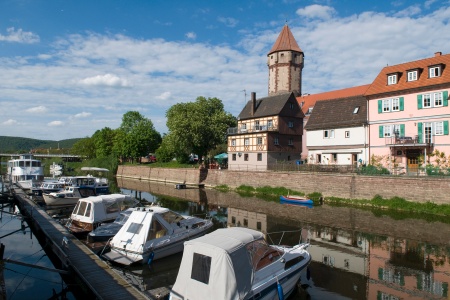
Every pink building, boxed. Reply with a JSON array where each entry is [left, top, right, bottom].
[[366, 52, 450, 175]]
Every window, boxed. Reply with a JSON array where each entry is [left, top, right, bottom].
[[387, 74, 397, 85], [435, 122, 444, 135], [288, 138, 293, 145], [324, 129, 334, 138], [241, 123, 247, 132], [244, 138, 249, 146], [353, 106, 360, 114], [332, 153, 337, 163], [345, 131, 350, 138], [418, 91, 448, 109], [244, 154, 249, 161], [379, 98, 403, 113], [127, 223, 143, 234], [257, 137, 262, 145], [231, 139, 236, 146], [383, 99, 390, 112], [267, 120, 273, 128], [257, 153, 262, 161], [429, 66, 441, 78], [254, 120, 260, 130], [232, 153, 236, 161], [191, 253, 211, 284], [392, 98, 400, 111], [434, 92, 443, 106], [289, 103, 294, 109], [257, 222, 261, 230], [288, 121, 294, 128], [274, 137, 279, 145], [380, 124, 401, 137], [423, 94, 431, 108], [383, 125, 392, 137], [408, 70, 418, 81], [307, 107, 313, 114]]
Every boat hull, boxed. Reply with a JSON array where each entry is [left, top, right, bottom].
[[42, 194, 79, 206], [280, 195, 313, 206]]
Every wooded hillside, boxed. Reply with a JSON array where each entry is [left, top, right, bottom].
[[0, 136, 81, 152]]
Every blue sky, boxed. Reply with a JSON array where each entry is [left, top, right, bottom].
[[1, 0, 449, 141]]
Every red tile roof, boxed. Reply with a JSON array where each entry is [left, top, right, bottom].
[[268, 25, 303, 55], [365, 52, 450, 97], [297, 84, 371, 114]]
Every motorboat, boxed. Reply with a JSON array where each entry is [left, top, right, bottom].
[[280, 195, 314, 206], [65, 194, 139, 235], [42, 186, 97, 206], [87, 208, 133, 243], [102, 206, 213, 265], [7, 154, 44, 188], [169, 227, 311, 300], [34, 181, 66, 196]]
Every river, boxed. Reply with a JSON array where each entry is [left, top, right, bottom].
[[1, 178, 450, 299]]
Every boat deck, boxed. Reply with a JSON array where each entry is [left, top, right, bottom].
[[12, 187, 148, 300]]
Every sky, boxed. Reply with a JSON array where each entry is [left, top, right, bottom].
[[1, 0, 450, 141]]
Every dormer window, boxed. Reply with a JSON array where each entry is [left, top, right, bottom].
[[289, 103, 294, 109], [307, 107, 313, 114], [429, 65, 441, 78], [387, 74, 397, 85], [407, 70, 418, 81]]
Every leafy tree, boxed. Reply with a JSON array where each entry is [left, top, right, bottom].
[[92, 127, 115, 158], [165, 96, 236, 163], [71, 137, 96, 159], [119, 111, 162, 162]]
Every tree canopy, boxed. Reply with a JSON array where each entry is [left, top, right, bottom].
[[164, 96, 236, 162]]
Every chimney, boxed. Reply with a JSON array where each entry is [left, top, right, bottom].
[[435, 51, 442, 57], [251, 92, 256, 116]]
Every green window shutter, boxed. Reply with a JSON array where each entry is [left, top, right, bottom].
[[417, 95, 423, 109], [418, 122, 423, 143], [378, 268, 383, 280], [399, 97, 404, 111], [400, 124, 405, 136], [378, 100, 382, 113], [379, 125, 384, 138], [444, 120, 449, 135], [444, 91, 448, 107]]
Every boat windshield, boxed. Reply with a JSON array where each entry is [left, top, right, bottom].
[[246, 239, 282, 271], [160, 211, 185, 224]]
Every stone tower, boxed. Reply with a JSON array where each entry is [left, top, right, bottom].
[[267, 24, 304, 96]]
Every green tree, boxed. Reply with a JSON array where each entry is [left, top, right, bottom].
[[92, 127, 115, 158], [165, 96, 236, 162], [71, 137, 96, 159], [119, 111, 162, 163]]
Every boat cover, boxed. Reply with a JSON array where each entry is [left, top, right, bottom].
[[171, 227, 263, 300]]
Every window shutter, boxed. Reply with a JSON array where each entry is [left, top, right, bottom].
[[379, 126, 384, 138], [444, 91, 448, 107], [417, 95, 422, 109], [378, 100, 382, 113], [418, 122, 423, 143], [444, 120, 449, 135], [400, 124, 405, 136], [399, 97, 404, 111]]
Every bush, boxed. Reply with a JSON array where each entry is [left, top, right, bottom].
[[359, 164, 390, 175]]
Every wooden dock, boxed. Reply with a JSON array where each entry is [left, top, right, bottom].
[[12, 187, 150, 300]]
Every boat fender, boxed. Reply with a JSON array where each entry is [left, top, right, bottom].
[[147, 252, 155, 265], [277, 278, 284, 300]]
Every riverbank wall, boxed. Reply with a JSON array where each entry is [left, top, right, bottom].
[[116, 165, 450, 204]]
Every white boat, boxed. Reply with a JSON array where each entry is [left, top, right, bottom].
[[7, 154, 44, 188], [65, 194, 139, 235], [102, 207, 213, 265], [169, 227, 311, 300], [87, 208, 134, 243], [34, 181, 66, 196], [42, 186, 97, 206]]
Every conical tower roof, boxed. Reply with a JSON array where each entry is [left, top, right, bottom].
[[268, 24, 303, 55]]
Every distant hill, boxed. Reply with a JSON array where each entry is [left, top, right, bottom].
[[0, 136, 82, 153]]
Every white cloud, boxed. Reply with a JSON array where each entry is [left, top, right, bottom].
[[156, 92, 171, 100], [48, 121, 64, 127], [74, 112, 92, 118], [0, 27, 40, 44], [218, 17, 239, 27], [424, 0, 438, 9], [79, 73, 129, 87], [394, 5, 422, 17], [26, 106, 47, 113], [185, 32, 197, 40], [296, 5, 337, 20], [3, 119, 18, 125]]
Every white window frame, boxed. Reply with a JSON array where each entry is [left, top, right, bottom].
[[267, 120, 273, 128], [422, 92, 443, 108], [423, 94, 431, 108], [429, 66, 441, 78], [345, 131, 350, 138], [383, 99, 391, 112], [324, 129, 335, 139], [257, 137, 262, 145], [231, 139, 236, 146], [392, 98, 400, 111], [435, 121, 444, 135], [307, 107, 313, 114], [387, 74, 397, 85], [434, 92, 443, 107], [407, 70, 418, 81], [383, 125, 392, 137], [353, 106, 359, 114], [244, 138, 249, 146]]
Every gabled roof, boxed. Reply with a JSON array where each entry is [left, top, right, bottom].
[[365, 52, 450, 97], [297, 84, 370, 115], [304, 96, 367, 130], [238, 92, 301, 120], [268, 24, 303, 55]]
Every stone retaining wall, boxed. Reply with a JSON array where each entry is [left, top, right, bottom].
[[117, 165, 450, 204]]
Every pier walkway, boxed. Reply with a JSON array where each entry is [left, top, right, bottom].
[[12, 187, 148, 300]]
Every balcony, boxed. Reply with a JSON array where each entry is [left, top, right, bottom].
[[227, 125, 278, 135], [385, 135, 433, 147]]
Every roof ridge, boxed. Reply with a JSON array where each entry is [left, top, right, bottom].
[[268, 24, 303, 55]]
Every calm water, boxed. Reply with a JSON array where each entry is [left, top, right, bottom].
[[2, 178, 450, 300]]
